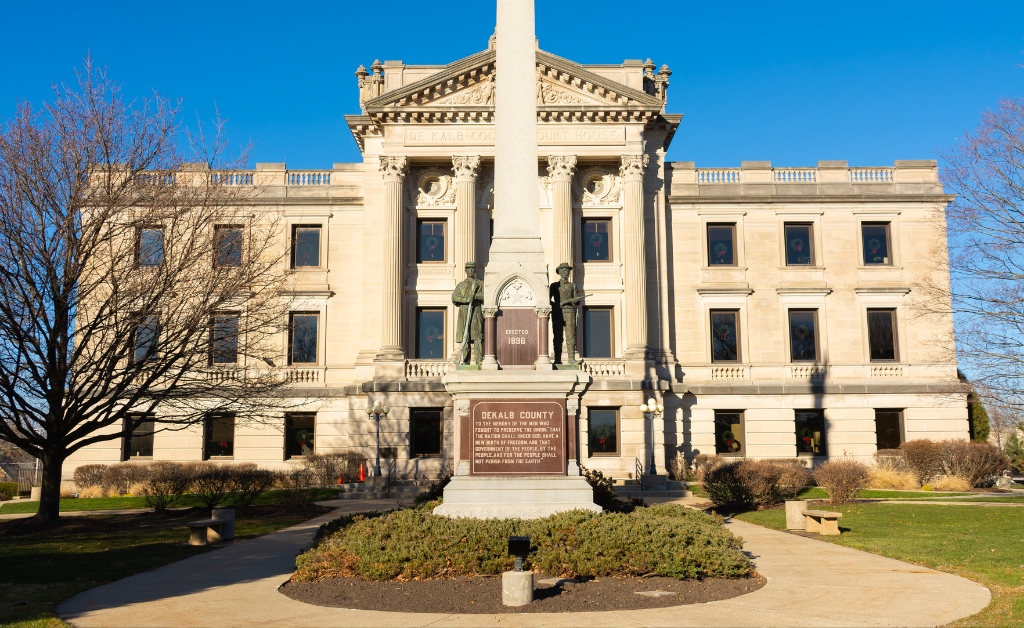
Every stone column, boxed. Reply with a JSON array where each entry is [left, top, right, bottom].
[[452, 156, 481, 272], [481, 307, 498, 370], [535, 307, 551, 369], [566, 397, 581, 476], [620, 154, 650, 362], [377, 156, 408, 366], [455, 399, 470, 476], [547, 155, 577, 270]]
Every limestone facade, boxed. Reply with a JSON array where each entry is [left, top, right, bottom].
[[64, 44, 966, 481]]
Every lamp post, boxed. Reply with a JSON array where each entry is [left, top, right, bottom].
[[365, 400, 390, 477], [639, 397, 664, 476]]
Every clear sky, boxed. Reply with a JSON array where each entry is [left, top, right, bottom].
[[1, 0, 1022, 169]]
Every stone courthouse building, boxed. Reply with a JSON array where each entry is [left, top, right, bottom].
[[65, 35, 968, 481]]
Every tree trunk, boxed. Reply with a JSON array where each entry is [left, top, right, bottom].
[[35, 449, 65, 521]]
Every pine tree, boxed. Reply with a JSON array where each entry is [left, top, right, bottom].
[[1006, 433, 1024, 472], [968, 396, 991, 442]]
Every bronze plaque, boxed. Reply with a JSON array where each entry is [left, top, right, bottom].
[[495, 308, 538, 368], [470, 399, 566, 476]]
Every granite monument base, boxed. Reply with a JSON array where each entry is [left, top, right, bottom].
[[433, 476, 601, 519]]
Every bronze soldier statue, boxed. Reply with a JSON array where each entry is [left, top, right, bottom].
[[556, 262, 581, 366], [452, 261, 484, 366]]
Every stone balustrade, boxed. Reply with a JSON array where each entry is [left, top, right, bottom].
[[789, 365, 827, 380], [579, 359, 626, 377], [210, 172, 253, 186], [406, 360, 452, 379], [870, 365, 904, 378], [287, 368, 322, 384], [675, 160, 937, 194], [286, 171, 331, 186], [712, 365, 747, 380]]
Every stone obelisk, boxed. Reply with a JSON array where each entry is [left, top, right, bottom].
[[481, 0, 548, 314]]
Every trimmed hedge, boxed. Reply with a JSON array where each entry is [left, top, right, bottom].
[[0, 481, 18, 500], [293, 502, 751, 583]]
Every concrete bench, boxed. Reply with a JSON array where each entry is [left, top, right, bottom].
[[802, 509, 842, 535], [185, 508, 236, 546]]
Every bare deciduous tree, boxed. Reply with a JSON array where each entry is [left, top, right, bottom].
[[920, 98, 1024, 414], [0, 61, 295, 520]]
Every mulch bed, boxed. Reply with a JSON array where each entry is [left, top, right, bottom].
[[280, 573, 765, 614]]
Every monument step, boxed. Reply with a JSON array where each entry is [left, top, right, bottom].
[[613, 488, 691, 498], [336, 486, 427, 500]]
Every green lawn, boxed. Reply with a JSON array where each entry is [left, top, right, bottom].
[[0, 488, 340, 515], [0, 502, 332, 627], [734, 503, 1024, 626]]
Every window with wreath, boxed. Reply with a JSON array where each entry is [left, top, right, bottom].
[[784, 223, 814, 265], [715, 410, 745, 455], [417, 220, 446, 263], [707, 224, 736, 266], [285, 413, 315, 459], [588, 408, 619, 456], [416, 308, 446, 359], [861, 222, 891, 265], [204, 413, 235, 459], [581, 219, 611, 262], [788, 310, 819, 362], [710, 310, 739, 362], [795, 409, 827, 455]]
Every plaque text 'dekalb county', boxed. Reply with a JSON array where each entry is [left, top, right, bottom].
[[470, 399, 566, 475]]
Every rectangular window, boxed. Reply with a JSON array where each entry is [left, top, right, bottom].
[[138, 228, 164, 267], [204, 414, 235, 458], [124, 415, 155, 459], [289, 313, 318, 364], [417, 220, 446, 263], [133, 315, 159, 363], [710, 310, 739, 362], [588, 408, 619, 456], [416, 309, 446, 359], [210, 313, 239, 365], [788, 310, 819, 362], [875, 409, 904, 450], [285, 413, 315, 459], [867, 309, 897, 361], [582, 219, 612, 262], [795, 409, 827, 456], [784, 223, 814, 266], [862, 223, 891, 265], [214, 226, 243, 267], [707, 224, 736, 266], [715, 411, 745, 455], [583, 307, 613, 358], [410, 409, 443, 457], [292, 225, 321, 268]]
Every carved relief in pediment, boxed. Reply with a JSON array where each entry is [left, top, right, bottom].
[[407, 168, 457, 206], [432, 73, 495, 106], [573, 167, 622, 206]]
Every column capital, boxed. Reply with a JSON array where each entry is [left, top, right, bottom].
[[535, 307, 551, 317], [452, 155, 482, 182], [619, 154, 650, 181], [482, 307, 498, 318], [379, 155, 408, 182], [546, 155, 578, 182]]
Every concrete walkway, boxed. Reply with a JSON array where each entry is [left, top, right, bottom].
[[59, 499, 991, 628]]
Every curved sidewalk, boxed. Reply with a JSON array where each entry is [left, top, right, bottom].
[[59, 500, 990, 627]]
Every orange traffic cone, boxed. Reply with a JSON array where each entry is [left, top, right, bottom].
[[337, 475, 344, 486], [359, 463, 366, 482]]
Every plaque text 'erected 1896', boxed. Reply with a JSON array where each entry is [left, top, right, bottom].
[[470, 400, 565, 476]]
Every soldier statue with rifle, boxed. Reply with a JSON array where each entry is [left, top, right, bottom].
[[555, 262, 583, 366], [451, 261, 484, 366]]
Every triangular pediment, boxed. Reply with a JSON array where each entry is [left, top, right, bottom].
[[363, 49, 665, 111]]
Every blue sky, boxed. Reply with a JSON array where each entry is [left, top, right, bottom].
[[2, 1, 1022, 168]]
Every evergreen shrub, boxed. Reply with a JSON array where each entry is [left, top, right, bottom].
[[293, 502, 751, 583]]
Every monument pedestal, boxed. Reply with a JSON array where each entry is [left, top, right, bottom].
[[435, 369, 599, 519], [433, 476, 600, 519]]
